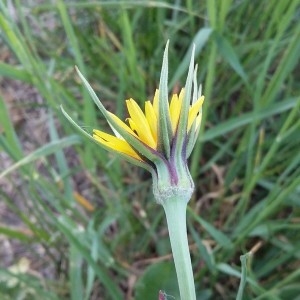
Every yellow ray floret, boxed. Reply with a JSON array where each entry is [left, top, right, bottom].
[[145, 101, 158, 141], [152, 89, 159, 117], [92, 89, 204, 159], [108, 112, 138, 138], [169, 93, 182, 133], [187, 96, 204, 132], [126, 99, 157, 149], [93, 130, 141, 160]]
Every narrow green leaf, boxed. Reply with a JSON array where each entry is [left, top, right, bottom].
[[201, 97, 298, 142], [0, 62, 32, 83], [57, 217, 123, 300], [170, 27, 212, 87], [70, 246, 84, 300], [216, 33, 248, 84], [0, 135, 81, 179], [0, 226, 33, 243], [0, 94, 23, 159], [188, 220, 216, 273], [188, 207, 233, 249]]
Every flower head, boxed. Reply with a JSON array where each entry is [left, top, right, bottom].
[[62, 41, 204, 205], [92, 88, 203, 161]]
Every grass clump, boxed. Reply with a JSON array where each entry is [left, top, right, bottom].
[[0, 1, 300, 299]]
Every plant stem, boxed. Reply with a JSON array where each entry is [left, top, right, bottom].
[[163, 196, 196, 300]]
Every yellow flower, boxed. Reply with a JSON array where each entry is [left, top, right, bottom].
[[92, 89, 204, 162], [61, 41, 204, 204]]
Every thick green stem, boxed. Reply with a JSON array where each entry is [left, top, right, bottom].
[[163, 197, 196, 300]]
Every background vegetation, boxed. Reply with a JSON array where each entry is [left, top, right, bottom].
[[0, 0, 300, 299]]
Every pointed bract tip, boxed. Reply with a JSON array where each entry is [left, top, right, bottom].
[[194, 64, 198, 75], [198, 84, 202, 97], [163, 40, 170, 57], [75, 65, 83, 77], [191, 43, 195, 61]]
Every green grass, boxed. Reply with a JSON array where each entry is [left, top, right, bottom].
[[0, 0, 300, 299]]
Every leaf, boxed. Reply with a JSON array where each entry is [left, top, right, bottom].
[[170, 27, 213, 87], [188, 207, 233, 249], [135, 261, 179, 300], [0, 135, 81, 179], [201, 97, 298, 142], [215, 33, 248, 84]]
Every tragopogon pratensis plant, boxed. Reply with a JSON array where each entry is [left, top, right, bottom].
[[62, 41, 204, 300]]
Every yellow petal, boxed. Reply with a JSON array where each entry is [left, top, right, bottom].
[[179, 88, 185, 101], [169, 93, 182, 133], [108, 112, 138, 138], [187, 96, 204, 132], [152, 89, 159, 118], [126, 99, 157, 149], [127, 117, 157, 149], [127, 118, 137, 133], [145, 101, 158, 143], [93, 130, 142, 160]]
